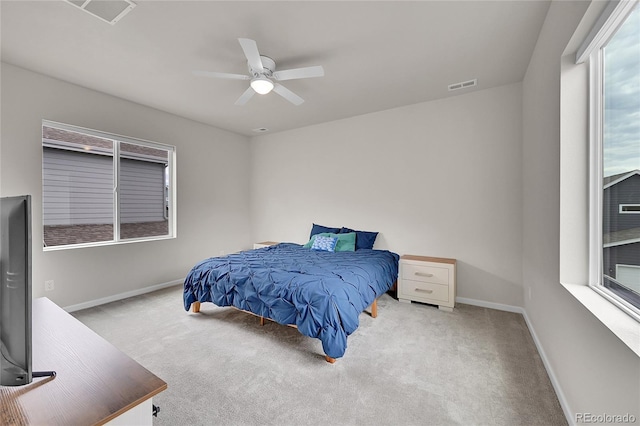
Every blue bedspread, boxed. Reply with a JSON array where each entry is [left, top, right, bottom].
[[183, 243, 399, 359]]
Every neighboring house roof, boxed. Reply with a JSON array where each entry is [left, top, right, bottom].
[[604, 169, 640, 189], [604, 226, 640, 247]]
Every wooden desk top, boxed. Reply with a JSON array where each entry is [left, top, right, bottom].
[[0, 297, 167, 425]]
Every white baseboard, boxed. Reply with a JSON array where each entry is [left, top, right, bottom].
[[63, 279, 182, 312], [456, 296, 573, 426], [521, 310, 574, 426], [455, 296, 524, 314]]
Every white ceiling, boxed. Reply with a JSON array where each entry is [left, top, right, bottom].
[[1, 1, 551, 136]]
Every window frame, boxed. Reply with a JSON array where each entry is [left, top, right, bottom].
[[42, 120, 177, 251], [583, 0, 640, 320]]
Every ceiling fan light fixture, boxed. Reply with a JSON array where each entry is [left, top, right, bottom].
[[251, 77, 274, 95]]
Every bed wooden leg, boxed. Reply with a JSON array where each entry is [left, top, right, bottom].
[[260, 316, 265, 326], [325, 355, 336, 364], [191, 302, 201, 313], [371, 299, 378, 318]]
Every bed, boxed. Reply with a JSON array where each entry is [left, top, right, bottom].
[[183, 241, 399, 362]]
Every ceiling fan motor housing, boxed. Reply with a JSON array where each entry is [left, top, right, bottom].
[[249, 56, 276, 78]]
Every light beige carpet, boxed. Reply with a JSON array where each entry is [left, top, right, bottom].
[[72, 285, 566, 426]]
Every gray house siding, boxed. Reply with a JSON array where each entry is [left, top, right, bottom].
[[43, 147, 113, 225], [603, 173, 640, 234], [120, 158, 165, 224], [602, 171, 639, 297], [43, 148, 166, 226], [604, 244, 640, 279]]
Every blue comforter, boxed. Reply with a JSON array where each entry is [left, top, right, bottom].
[[183, 243, 399, 359]]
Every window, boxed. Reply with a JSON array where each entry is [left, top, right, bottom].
[[580, 1, 640, 317], [620, 204, 640, 213], [42, 121, 176, 249]]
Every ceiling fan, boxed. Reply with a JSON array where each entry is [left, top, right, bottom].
[[193, 38, 325, 106]]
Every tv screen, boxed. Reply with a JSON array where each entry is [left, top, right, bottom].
[[0, 195, 32, 386]]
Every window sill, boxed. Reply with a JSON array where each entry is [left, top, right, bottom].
[[43, 234, 175, 252], [561, 282, 640, 357]]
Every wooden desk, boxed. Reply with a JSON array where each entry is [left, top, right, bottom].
[[0, 297, 167, 425]]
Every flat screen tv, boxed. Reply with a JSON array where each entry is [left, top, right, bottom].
[[0, 195, 32, 386]]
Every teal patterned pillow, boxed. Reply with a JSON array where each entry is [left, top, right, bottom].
[[304, 232, 356, 252], [311, 235, 338, 252]]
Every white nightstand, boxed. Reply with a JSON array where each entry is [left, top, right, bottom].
[[253, 241, 279, 249], [398, 255, 457, 312]]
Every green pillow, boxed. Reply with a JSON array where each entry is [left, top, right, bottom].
[[334, 232, 356, 252], [304, 232, 356, 252]]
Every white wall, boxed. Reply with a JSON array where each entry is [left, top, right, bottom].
[[251, 83, 524, 307], [0, 63, 252, 308], [522, 0, 639, 421]]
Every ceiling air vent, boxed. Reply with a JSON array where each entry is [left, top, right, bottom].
[[448, 79, 477, 92], [65, 0, 136, 25]]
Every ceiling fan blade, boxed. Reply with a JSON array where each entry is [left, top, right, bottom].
[[273, 66, 325, 81], [234, 87, 255, 106], [238, 38, 264, 72], [192, 70, 250, 80], [273, 83, 304, 106]]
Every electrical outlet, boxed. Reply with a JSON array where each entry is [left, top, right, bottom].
[[45, 280, 55, 292]]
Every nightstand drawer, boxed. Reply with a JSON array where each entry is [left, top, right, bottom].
[[402, 263, 449, 285], [399, 280, 450, 303]]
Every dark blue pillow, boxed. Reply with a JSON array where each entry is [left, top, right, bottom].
[[310, 223, 341, 239], [340, 227, 379, 250]]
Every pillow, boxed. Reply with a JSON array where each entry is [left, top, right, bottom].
[[340, 227, 379, 250], [304, 232, 356, 252], [310, 223, 341, 239], [333, 232, 356, 252], [311, 235, 338, 252]]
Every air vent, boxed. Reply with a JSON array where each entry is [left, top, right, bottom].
[[448, 79, 477, 92], [65, 0, 136, 25]]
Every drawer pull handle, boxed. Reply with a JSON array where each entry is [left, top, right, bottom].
[[415, 288, 433, 294], [415, 272, 434, 277]]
